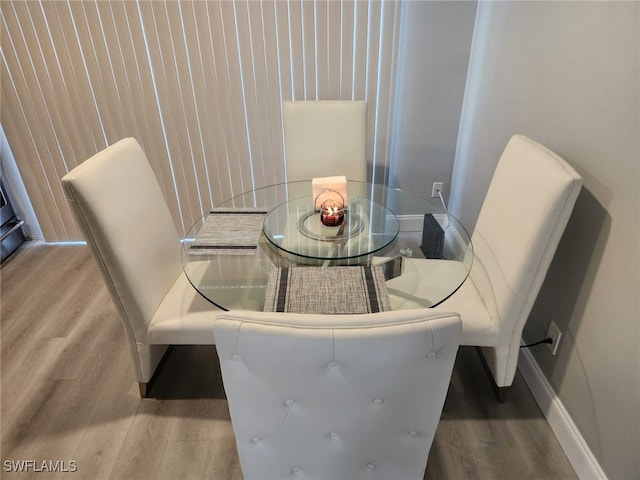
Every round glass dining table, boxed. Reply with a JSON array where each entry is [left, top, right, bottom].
[[181, 181, 473, 311]]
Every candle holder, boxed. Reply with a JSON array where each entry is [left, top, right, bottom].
[[316, 190, 345, 227]]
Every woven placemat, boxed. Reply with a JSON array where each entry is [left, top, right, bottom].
[[189, 208, 268, 255], [264, 266, 391, 314]]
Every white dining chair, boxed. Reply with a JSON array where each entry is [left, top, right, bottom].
[[215, 309, 461, 480], [61, 138, 219, 397], [435, 134, 582, 401], [282, 100, 367, 182]]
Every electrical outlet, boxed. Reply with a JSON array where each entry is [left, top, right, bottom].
[[546, 321, 562, 355], [431, 182, 444, 198]]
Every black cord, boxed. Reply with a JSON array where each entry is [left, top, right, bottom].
[[521, 337, 553, 348]]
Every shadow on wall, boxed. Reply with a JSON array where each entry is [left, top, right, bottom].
[[526, 187, 610, 358], [523, 186, 610, 419]]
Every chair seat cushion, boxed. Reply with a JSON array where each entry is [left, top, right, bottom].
[[376, 257, 469, 309], [435, 278, 497, 346], [376, 257, 497, 346], [148, 272, 219, 344]]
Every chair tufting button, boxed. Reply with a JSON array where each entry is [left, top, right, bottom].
[[232, 353, 242, 360], [373, 398, 383, 404], [330, 432, 339, 438], [251, 436, 261, 443], [285, 399, 295, 406], [409, 430, 418, 436], [328, 361, 338, 368], [291, 467, 301, 474], [367, 463, 376, 470]]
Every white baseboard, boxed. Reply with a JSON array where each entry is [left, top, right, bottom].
[[518, 348, 607, 480]]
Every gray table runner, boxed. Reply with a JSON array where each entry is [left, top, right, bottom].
[[264, 266, 391, 314], [189, 208, 268, 255]]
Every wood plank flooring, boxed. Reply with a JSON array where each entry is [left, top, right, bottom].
[[1, 242, 577, 479]]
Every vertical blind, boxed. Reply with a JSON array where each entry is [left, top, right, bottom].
[[1, 0, 402, 242]]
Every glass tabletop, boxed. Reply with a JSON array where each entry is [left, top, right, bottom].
[[182, 180, 473, 311]]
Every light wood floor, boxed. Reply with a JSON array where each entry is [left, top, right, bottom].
[[1, 242, 577, 480]]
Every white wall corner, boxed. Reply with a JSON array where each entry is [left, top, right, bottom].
[[518, 347, 608, 480]]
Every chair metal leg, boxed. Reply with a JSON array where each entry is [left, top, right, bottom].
[[475, 346, 510, 403], [137, 345, 175, 398], [138, 382, 149, 398], [496, 386, 509, 403]]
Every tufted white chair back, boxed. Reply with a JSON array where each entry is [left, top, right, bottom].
[[283, 100, 367, 182], [215, 309, 461, 480]]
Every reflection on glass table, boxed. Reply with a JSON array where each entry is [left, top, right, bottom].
[[181, 181, 473, 312]]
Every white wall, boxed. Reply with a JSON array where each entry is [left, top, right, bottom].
[[390, 1, 476, 201], [450, 2, 639, 479]]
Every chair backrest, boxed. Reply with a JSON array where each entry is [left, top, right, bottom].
[[470, 134, 582, 343], [215, 309, 461, 480], [283, 100, 367, 182], [61, 138, 182, 341]]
